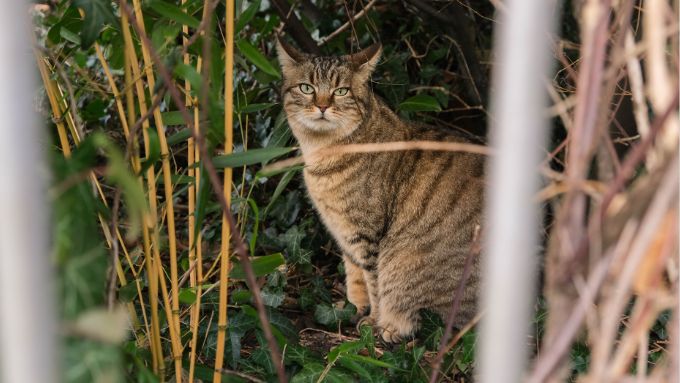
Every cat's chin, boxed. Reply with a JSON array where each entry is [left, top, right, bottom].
[[296, 117, 343, 133]]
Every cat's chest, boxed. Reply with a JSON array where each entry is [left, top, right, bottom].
[[303, 161, 383, 239]]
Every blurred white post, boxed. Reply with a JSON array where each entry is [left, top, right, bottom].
[[0, 4, 57, 383], [479, 1, 556, 382]]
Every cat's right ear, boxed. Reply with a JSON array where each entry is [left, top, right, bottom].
[[276, 38, 305, 76]]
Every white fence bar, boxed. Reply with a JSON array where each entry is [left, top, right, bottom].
[[479, 1, 557, 382], [0, 4, 57, 383]]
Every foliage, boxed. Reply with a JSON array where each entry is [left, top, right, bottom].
[[34, 0, 675, 382], [37, 0, 496, 381]]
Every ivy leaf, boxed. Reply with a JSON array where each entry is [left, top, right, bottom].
[[261, 288, 284, 308], [72, 0, 117, 49], [398, 94, 442, 112], [314, 303, 356, 327]]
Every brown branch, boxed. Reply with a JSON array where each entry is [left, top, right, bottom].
[[527, 223, 635, 383], [271, 0, 321, 55], [117, 2, 287, 382], [318, 0, 378, 46], [308, 141, 492, 164]]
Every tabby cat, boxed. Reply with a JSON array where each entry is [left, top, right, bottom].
[[276, 39, 485, 342]]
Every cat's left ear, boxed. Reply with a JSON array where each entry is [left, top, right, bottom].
[[276, 37, 306, 77], [348, 43, 382, 78]]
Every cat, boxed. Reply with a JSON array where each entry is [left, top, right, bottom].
[[276, 38, 485, 342]]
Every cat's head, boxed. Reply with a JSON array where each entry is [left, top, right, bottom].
[[276, 38, 381, 140]]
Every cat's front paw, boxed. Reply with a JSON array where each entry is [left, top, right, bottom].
[[379, 324, 404, 343], [377, 309, 419, 343]]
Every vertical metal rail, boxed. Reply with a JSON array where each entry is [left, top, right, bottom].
[[0, 4, 57, 383], [479, 1, 557, 382]]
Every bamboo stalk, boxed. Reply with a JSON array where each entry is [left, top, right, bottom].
[[185, 1, 198, 381], [122, 11, 165, 376], [213, 1, 235, 381], [92, 41, 153, 343], [127, 3, 183, 378], [117, 2, 286, 380], [187, 2, 205, 381], [36, 47, 147, 344]]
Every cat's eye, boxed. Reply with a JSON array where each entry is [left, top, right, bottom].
[[333, 87, 350, 96], [299, 83, 314, 94]]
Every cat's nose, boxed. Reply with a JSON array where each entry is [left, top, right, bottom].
[[317, 105, 329, 113]]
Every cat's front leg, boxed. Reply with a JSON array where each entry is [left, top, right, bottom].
[[343, 255, 370, 316]]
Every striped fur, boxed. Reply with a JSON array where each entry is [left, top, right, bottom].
[[277, 40, 485, 342]]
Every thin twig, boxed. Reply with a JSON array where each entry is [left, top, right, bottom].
[[318, 0, 378, 46], [308, 140, 492, 164], [217, 368, 266, 383]]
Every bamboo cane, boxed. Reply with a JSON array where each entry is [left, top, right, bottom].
[[213, 1, 234, 381], [186, 1, 204, 381], [121, 10, 166, 376], [126, 3, 183, 379]]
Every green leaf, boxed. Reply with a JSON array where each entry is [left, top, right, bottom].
[[174, 63, 202, 93], [264, 169, 297, 214], [328, 340, 364, 362], [398, 94, 442, 112], [236, 0, 261, 33], [238, 102, 276, 114], [314, 303, 356, 327], [161, 111, 186, 126], [83, 133, 146, 239], [178, 288, 196, 304], [148, 0, 200, 28], [230, 253, 285, 279], [228, 310, 258, 366], [151, 21, 181, 55], [291, 362, 324, 383], [236, 39, 281, 78], [117, 282, 139, 303], [230, 289, 252, 304], [60, 27, 82, 45], [140, 129, 161, 173], [73, 0, 117, 49], [212, 147, 294, 168], [267, 307, 298, 341], [287, 345, 322, 366], [343, 353, 400, 369], [251, 348, 275, 375], [167, 128, 192, 146], [261, 288, 284, 308]]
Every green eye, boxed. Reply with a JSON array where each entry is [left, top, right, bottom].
[[299, 84, 314, 94], [333, 87, 349, 96]]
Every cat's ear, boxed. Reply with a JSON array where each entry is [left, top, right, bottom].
[[347, 43, 382, 78], [276, 37, 305, 76]]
